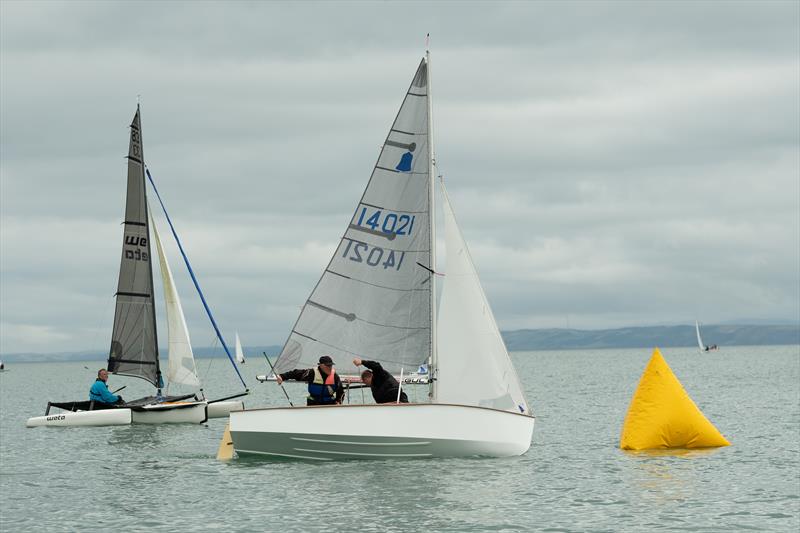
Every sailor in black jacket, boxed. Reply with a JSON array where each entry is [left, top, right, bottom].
[[353, 357, 409, 404]]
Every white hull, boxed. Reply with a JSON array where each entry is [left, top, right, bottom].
[[207, 400, 245, 419], [27, 409, 132, 428], [130, 401, 208, 424], [229, 403, 534, 461], [27, 401, 210, 427]]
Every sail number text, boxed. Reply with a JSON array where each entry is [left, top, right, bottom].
[[355, 207, 416, 237], [342, 239, 406, 271]]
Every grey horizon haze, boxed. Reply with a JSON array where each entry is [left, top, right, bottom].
[[1, 1, 798, 355]]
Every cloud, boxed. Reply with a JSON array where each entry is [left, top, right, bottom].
[[1, 0, 798, 353]]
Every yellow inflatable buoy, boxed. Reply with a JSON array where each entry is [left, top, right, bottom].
[[216, 423, 235, 461], [620, 348, 730, 451]]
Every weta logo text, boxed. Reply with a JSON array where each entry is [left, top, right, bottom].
[[46, 415, 66, 421], [125, 235, 149, 262]]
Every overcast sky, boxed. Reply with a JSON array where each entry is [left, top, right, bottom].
[[1, 0, 798, 355]]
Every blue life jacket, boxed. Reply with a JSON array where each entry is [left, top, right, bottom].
[[307, 367, 337, 405], [89, 379, 119, 404]]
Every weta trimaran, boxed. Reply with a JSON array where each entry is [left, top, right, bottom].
[[28, 106, 249, 427], [228, 51, 534, 460]]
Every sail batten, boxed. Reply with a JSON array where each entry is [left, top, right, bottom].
[[107, 105, 161, 387], [273, 59, 432, 377]]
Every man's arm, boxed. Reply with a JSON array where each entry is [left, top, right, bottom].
[[334, 376, 346, 404], [278, 368, 313, 384], [361, 360, 384, 373]]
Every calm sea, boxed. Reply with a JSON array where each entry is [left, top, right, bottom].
[[1, 346, 798, 532]]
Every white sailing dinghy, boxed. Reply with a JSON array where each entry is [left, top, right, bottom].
[[695, 320, 718, 352], [235, 332, 246, 364], [228, 52, 534, 460], [27, 106, 248, 428]]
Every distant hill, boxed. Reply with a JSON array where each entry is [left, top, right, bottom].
[[0, 345, 283, 363], [502, 325, 800, 351], [2, 325, 798, 362]]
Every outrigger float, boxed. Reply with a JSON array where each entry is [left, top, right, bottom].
[[27, 106, 248, 428]]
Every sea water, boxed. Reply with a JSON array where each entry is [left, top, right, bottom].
[[1, 346, 798, 532]]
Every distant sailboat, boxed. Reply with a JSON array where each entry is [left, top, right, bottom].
[[227, 52, 534, 460], [695, 320, 718, 352], [235, 332, 246, 364], [27, 106, 248, 428]]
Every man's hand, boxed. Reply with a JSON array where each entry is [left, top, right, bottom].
[[353, 357, 362, 367], [276, 375, 283, 385]]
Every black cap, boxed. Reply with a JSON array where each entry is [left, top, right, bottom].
[[318, 355, 334, 366]]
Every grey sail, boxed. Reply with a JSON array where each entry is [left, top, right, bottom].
[[274, 59, 432, 376], [107, 106, 160, 387]]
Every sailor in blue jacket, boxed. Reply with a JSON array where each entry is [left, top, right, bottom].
[[89, 369, 123, 406]]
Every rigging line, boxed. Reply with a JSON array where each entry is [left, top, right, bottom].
[[341, 236, 430, 254], [92, 294, 115, 355], [201, 334, 218, 384], [355, 203, 428, 214], [145, 167, 248, 390], [325, 269, 429, 293]]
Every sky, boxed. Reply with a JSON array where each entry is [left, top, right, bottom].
[[1, 0, 798, 355]]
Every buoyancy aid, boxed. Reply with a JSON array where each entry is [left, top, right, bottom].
[[307, 367, 338, 404]]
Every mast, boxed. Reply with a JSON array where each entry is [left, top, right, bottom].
[[426, 46, 438, 401], [141, 107, 162, 392]]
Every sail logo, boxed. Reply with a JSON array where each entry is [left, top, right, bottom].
[[124, 235, 149, 262], [385, 141, 416, 172]]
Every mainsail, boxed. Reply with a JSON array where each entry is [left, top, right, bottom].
[[151, 210, 200, 388], [436, 181, 530, 414], [273, 59, 433, 376], [108, 106, 160, 387]]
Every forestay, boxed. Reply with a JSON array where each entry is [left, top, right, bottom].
[[108, 106, 160, 387], [151, 210, 200, 388], [436, 182, 530, 414], [273, 59, 433, 376]]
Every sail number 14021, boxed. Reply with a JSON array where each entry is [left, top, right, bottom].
[[355, 207, 415, 236], [342, 239, 406, 271]]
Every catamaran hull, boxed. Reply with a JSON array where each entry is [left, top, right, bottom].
[[130, 402, 208, 424], [27, 401, 210, 427], [26, 409, 132, 428], [206, 400, 245, 419], [229, 403, 534, 460]]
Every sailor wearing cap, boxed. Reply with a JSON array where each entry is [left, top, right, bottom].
[[275, 355, 345, 406]]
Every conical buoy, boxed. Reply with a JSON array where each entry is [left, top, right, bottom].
[[620, 348, 730, 451]]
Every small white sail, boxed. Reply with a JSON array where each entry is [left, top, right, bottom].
[[436, 181, 529, 414], [235, 332, 245, 364], [696, 320, 705, 351], [151, 212, 201, 388]]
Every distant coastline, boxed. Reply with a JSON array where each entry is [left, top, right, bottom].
[[2, 324, 798, 363]]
